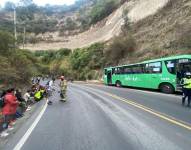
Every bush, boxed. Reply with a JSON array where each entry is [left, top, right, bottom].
[[0, 31, 48, 86], [0, 31, 14, 55], [26, 19, 58, 34], [69, 43, 105, 80], [0, 19, 14, 33], [57, 48, 71, 57], [90, 0, 119, 24], [60, 18, 77, 31], [0, 49, 45, 86], [105, 35, 136, 64]]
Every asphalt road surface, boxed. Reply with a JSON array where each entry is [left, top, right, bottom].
[[3, 82, 191, 150]]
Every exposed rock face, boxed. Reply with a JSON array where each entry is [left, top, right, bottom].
[[25, 0, 189, 52]]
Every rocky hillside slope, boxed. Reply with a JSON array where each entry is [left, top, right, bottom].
[[131, 0, 191, 61], [25, 0, 171, 50]]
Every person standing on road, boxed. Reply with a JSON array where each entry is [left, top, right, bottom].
[[181, 72, 191, 107], [47, 78, 55, 96], [60, 76, 67, 101], [1, 88, 19, 137], [181, 74, 187, 105], [47, 78, 55, 105]]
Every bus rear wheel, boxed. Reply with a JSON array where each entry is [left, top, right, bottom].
[[159, 83, 174, 94], [116, 81, 122, 87]]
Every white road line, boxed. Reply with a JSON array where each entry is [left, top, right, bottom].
[[13, 100, 48, 150]]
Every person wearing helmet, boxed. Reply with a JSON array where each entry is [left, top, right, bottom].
[[181, 72, 191, 107], [60, 76, 67, 102]]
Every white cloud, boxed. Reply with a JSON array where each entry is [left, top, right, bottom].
[[33, 0, 76, 6], [0, 0, 76, 7]]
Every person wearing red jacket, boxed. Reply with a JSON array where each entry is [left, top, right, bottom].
[[2, 88, 19, 130]]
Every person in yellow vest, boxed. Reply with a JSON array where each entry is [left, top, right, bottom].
[[181, 72, 191, 107], [34, 89, 44, 102], [60, 76, 67, 102]]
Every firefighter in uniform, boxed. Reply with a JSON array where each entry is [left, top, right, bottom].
[[60, 76, 67, 101]]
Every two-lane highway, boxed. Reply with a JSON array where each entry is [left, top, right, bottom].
[[3, 82, 191, 150]]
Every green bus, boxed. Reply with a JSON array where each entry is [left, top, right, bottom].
[[103, 55, 191, 94]]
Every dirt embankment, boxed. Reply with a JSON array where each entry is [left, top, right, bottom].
[[131, 0, 191, 62], [25, 0, 170, 51]]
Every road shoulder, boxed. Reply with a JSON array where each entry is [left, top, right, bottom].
[[0, 99, 47, 150]]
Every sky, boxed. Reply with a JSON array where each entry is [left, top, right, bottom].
[[0, 0, 76, 7]]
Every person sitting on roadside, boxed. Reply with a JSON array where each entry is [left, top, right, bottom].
[[34, 87, 45, 102], [0, 90, 6, 107], [15, 89, 26, 116], [24, 90, 33, 111]]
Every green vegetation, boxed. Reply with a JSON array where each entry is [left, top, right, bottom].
[[0, 0, 122, 40], [89, 0, 120, 24], [105, 35, 136, 65], [59, 18, 77, 32], [33, 37, 137, 81], [34, 43, 105, 80], [27, 19, 58, 34], [70, 43, 105, 80], [0, 30, 48, 87]]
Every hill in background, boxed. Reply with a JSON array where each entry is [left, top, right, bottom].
[[0, 0, 191, 83]]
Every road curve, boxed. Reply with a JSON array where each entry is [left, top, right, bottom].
[[2, 82, 191, 150]]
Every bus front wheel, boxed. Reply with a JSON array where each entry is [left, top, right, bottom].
[[116, 81, 122, 87], [159, 83, 174, 94]]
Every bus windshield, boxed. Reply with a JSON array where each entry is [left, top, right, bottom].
[[165, 58, 191, 75]]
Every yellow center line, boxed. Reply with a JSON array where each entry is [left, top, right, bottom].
[[77, 84, 191, 131], [103, 92, 191, 131], [81, 84, 191, 130]]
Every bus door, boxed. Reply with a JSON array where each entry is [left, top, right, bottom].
[[176, 59, 191, 89], [106, 70, 112, 85]]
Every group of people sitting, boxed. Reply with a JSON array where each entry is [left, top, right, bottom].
[[0, 78, 51, 137]]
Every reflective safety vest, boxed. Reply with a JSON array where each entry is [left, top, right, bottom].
[[184, 78, 191, 89], [34, 91, 42, 100], [60, 80, 67, 90]]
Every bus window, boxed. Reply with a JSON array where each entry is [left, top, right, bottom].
[[165, 60, 176, 74], [104, 69, 107, 75], [112, 68, 115, 74], [131, 65, 144, 74], [113, 67, 123, 74], [146, 62, 162, 73], [124, 66, 132, 74]]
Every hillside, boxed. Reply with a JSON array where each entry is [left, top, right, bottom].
[[25, 0, 171, 50], [1, 0, 191, 83]]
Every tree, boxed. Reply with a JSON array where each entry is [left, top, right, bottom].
[[4, 1, 15, 11], [19, 0, 34, 6], [16, 4, 38, 21], [0, 31, 14, 55], [121, 8, 131, 35], [65, 18, 77, 30], [90, 0, 119, 24], [105, 35, 136, 64]]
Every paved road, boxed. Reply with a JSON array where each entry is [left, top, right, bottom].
[[3, 82, 191, 150]]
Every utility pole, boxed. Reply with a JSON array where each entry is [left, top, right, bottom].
[[13, 7, 17, 48], [23, 26, 26, 49]]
